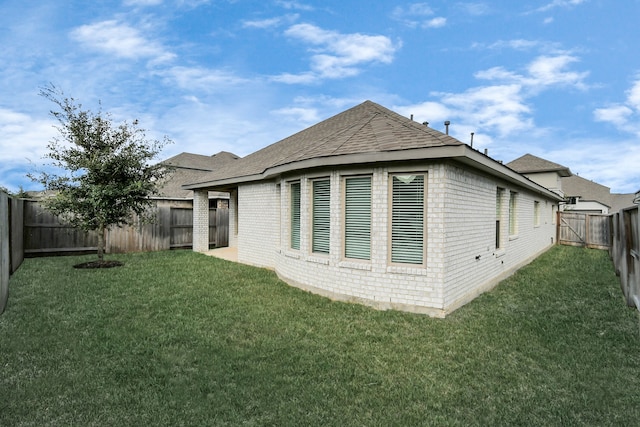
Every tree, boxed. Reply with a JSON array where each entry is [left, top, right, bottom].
[[30, 85, 172, 264]]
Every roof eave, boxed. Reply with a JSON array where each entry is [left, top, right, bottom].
[[183, 145, 563, 201]]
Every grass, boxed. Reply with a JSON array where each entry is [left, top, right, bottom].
[[1, 246, 639, 426]]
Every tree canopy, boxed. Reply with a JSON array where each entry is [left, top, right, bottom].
[[30, 85, 173, 261]]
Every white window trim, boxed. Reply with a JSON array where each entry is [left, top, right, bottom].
[[388, 172, 427, 266]]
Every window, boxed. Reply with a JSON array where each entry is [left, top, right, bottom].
[[312, 179, 330, 254], [496, 188, 503, 249], [390, 174, 425, 264], [290, 182, 301, 250], [509, 191, 518, 236], [534, 201, 540, 227], [344, 176, 371, 260]]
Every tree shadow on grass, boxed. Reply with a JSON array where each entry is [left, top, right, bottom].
[[73, 260, 124, 269]]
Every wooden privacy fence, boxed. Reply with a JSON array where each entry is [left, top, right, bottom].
[[610, 206, 640, 310], [23, 199, 228, 256], [557, 211, 610, 250], [1, 192, 24, 314]]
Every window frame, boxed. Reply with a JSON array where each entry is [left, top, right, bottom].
[[509, 191, 518, 237], [289, 181, 301, 250], [343, 175, 372, 261], [388, 172, 426, 266], [311, 177, 331, 255], [496, 187, 504, 249]]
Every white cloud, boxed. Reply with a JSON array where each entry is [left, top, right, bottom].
[[275, 0, 315, 11], [535, 0, 587, 13], [391, 3, 447, 29], [457, 2, 491, 16], [593, 105, 633, 126], [545, 138, 640, 193], [474, 39, 543, 51], [276, 23, 398, 82], [476, 54, 589, 92], [159, 66, 249, 91], [123, 0, 163, 6], [242, 14, 298, 29], [594, 78, 640, 136], [0, 108, 57, 192], [70, 20, 175, 63], [0, 109, 55, 159], [425, 17, 447, 28], [398, 53, 589, 146], [272, 106, 320, 123]]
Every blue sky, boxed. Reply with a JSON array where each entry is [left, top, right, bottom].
[[1, 0, 639, 193]]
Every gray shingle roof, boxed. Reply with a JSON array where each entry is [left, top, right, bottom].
[[187, 100, 462, 186], [507, 153, 572, 177], [162, 151, 240, 171], [158, 151, 239, 198]]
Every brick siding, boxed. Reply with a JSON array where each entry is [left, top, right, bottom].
[[217, 161, 557, 316]]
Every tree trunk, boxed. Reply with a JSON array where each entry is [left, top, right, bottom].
[[97, 226, 105, 261]]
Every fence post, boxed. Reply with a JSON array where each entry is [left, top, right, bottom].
[[0, 192, 9, 314]]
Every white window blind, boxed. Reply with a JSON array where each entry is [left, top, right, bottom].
[[496, 188, 503, 249], [391, 174, 424, 264], [509, 191, 517, 235], [312, 179, 330, 254], [290, 182, 301, 250], [344, 176, 371, 260]]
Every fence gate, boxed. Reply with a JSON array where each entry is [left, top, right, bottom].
[[558, 211, 610, 250]]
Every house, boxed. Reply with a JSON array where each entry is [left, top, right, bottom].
[[506, 153, 570, 198], [508, 153, 636, 214], [184, 101, 562, 317], [159, 151, 239, 205]]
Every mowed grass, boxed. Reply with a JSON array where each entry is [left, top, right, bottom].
[[1, 246, 639, 426]]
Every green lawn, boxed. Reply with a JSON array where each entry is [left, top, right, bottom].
[[1, 246, 639, 426]]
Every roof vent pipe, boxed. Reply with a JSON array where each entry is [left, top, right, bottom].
[[410, 114, 414, 121], [484, 148, 488, 156], [444, 121, 450, 135], [423, 121, 429, 127], [470, 132, 474, 148]]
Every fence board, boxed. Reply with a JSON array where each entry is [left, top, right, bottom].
[[10, 198, 24, 273], [1, 192, 9, 314], [23, 200, 228, 256], [610, 206, 640, 309], [558, 212, 610, 249]]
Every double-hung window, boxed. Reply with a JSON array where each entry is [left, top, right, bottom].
[[390, 174, 425, 264], [496, 188, 503, 249], [509, 191, 518, 236], [344, 176, 371, 260], [290, 181, 301, 250], [312, 179, 330, 254]]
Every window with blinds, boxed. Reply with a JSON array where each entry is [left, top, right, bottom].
[[312, 179, 330, 254], [509, 191, 517, 236], [496, 188, 503, 249], [290, 181, 301, 250], [391, 174, 425, 264], [344, 176, 371, 260]]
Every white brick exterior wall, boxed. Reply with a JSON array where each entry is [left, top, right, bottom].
[[236, 182, 280, 268], [441, 163, 556, 313], [228, 161, 558, 317], [192, 189, 210, 252]]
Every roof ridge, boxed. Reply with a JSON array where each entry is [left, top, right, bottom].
[[327, 111, 381, 156]]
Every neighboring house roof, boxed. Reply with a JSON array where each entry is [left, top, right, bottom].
[[507, 153, 572, 177], [163, 151, 240, 171], [159, 151, 239, 199], [561, 175, 611, 205], [560, 175, 636, 211], [183, 101, 562, 201]]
